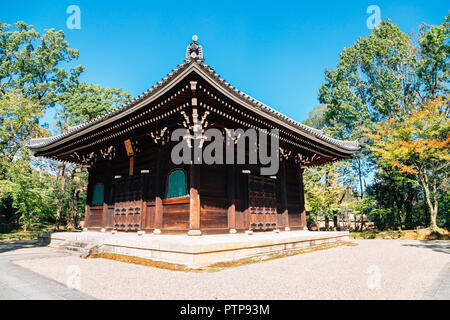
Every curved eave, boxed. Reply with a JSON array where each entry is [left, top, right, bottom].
[[29, 60, 359, 156]]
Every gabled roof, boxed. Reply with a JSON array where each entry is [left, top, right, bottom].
[[29, 37, 359, 154]]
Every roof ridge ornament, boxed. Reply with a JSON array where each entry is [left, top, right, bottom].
[[185, 35, 204, 63]]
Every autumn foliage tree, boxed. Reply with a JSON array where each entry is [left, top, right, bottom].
[[368, 98, 449, 230]]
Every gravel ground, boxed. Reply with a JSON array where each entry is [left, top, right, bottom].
[[13, 240, 449, 300]]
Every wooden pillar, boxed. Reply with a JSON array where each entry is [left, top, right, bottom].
[[140, 173, 150, 231], [102, 162, 113, 229], [243, 171, 250, 230], [84, 205, 90, 229], [84, 168, 93, 229], [188, 163, 201, 235], [227, 165, 236, 233], [188, 80, 201, 236], [299, 168, 307, 230], [102, 202, 108, 230], [280, 161, 290, 231], [153, 147, 163, 234]]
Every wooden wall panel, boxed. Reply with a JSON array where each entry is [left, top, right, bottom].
[[199, 197, 228, 229], [288, 213, 302, 226], [235, 211, 246, 229], [162, 204, 190, 229], [286, 165, 301, 205], [200, 209, 228, 228], [144, 204, 155, 229], [276, 213, 285, 227], [199, 164, 227, 199], [88, 206, 103, 227]]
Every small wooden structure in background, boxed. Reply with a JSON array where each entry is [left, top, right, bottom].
[[29, 37, 359, 235]]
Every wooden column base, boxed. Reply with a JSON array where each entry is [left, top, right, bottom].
[[187, 229, 202, 236]]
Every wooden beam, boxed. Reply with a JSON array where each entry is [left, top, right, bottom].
[[129, 156, 134, 176], [124, 139, 134, 156]]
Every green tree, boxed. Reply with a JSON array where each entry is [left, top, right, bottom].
[[0, 153, 57, 231], [0, 90, 49, 165], [52, 83, 131, 229], [416, 13, 449, 100], [318, 20, 419, 199], [0, 21, 83, 106], [368, 98, 449, 230], [317, 13, 449, 231], [0, 20, 132, 231], [57, 82, 132, 127]]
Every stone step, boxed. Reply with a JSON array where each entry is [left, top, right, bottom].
[[61, 245, 88, 252], [58, 241, 100, 258], [63, 241, 90, 248], [56, 249, 83, 257]]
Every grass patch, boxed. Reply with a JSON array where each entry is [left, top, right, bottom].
[[89, 241, 356, 272], [0, 231, 41, 241], [350, 228, 450, 240]]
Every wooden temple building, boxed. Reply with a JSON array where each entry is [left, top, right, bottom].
[[29, 36, 359, 235]]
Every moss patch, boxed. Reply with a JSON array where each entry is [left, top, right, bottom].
[[350, 228, 450, 240], [89, 241, 356, 272], [88, 252, 196, 272]]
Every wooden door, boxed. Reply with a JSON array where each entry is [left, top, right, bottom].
[[113, 175, 144, 231], [248, 175, 277, 230]]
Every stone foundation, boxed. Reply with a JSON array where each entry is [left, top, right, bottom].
[[39, 230, 350, 269]]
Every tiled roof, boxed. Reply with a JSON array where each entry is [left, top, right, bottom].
[[29, 38, 359, 153]]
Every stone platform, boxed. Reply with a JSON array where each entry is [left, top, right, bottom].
[[39, 230, 350, 269]]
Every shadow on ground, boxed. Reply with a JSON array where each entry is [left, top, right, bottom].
[[402, 240, 450, 255], [0, 238, 50, 255]]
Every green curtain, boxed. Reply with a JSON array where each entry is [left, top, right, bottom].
[[92, 183, 104, 206], [166, 170, 187, 198]]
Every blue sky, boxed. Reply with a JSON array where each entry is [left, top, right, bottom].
[[1, 1, 448, 131]]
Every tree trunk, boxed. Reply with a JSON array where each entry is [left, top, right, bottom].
[[360, 212, 365, 231], [357, 157, 364, 200], [419, 171, 438, 230], [396, 208, 403, 231], [404, 192, 414, 229], [431, 177, 438, 229], [333, 215, 339, 231]]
